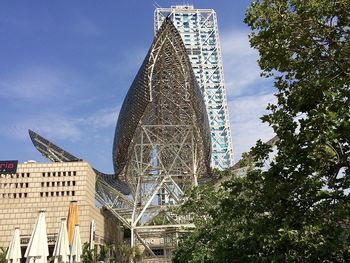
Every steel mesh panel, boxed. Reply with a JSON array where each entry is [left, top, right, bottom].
[[113, 19, 211, 178]]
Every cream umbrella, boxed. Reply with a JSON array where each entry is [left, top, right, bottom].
[[6, 227, 22, 263], [24, 210, 49, 263], [52, 218, 70, 263], [70, 225, 82, 263]]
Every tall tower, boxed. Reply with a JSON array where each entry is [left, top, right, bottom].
[[155, 5, 234, 169]]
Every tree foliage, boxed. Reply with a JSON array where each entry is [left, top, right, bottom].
[[119, 244, 143, 263], [82, 243, 98, 263], [82, 242, 112, 263], [0, 248, 7, 263], [173, 0, 350, 262]]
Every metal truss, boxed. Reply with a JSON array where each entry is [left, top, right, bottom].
[[155, 5, 234, 170], [109, 19, 211, 259], [29, 19, 211, 261], [125, 125, 198, 247]]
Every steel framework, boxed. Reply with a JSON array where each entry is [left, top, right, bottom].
[[29, 18, 211, 260], [110, 18, 211, 257], [155, 5, 234, 170]]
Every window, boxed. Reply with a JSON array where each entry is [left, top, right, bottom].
[[58, 172, 61, 177], [24, 193, 27, 198], [26, 173, 30, 177], [67, 181, 71, 186], [63, 171, 66, 176], [41, 182, 44, 187], [46, 182, 49, 187], [73, 171, 76, 176], [56, 191, 59, 196], [62, 182, 66, 186], [53, 172, 56, 177], [46, 192, 49, 197], [51, 192, 54, 197], [42, 172, 45, 177], [40, 192, 43, 197], [61, 191, 64, 196], [66, 191, 70, 196], [26, 183, 29, 188], [72, 181, 76, 186], [72, 191, 75, 196]]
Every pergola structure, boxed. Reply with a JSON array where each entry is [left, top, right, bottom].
[[29, 19, 212, 260]]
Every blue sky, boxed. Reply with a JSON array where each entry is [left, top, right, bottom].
[[0, 1, 275, 173]]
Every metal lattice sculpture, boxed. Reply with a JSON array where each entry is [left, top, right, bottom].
[[112, 18, 211, 249], [29, 18, 211, 258]]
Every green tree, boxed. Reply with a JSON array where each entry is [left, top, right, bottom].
[[173, 0, 350, 262], [119, 244, 143, 263], [98, 244, 110, 262], [0, 247, 7, 263], [82, 242, 98, 263]]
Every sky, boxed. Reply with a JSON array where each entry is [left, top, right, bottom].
[[0, 0, 275, 173]]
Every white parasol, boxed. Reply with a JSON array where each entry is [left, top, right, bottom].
[[6, 227, 22, 263], [52, 218, 70, 263], [24, 210, 49, 263], [70, 225, 82, 263]]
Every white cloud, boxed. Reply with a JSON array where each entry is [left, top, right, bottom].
[[0, 67, 76, 101], [78, 106, 120, 129], [220, 29, 276, 162], [229, 92, 276, 162], [0, 105, 120, 142], [220, 30, 267, 98], [0, 113, 81, 141]]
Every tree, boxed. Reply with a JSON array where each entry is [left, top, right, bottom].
[[82, 243, 98, 263], [82, 243, 115, 263], [0, 248, 7, 263], [98, 244, 111, 262], [173, 0, 350, 262], [119, 244, 143, 263]]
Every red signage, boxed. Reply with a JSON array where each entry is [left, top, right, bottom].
[[0, 160, 18, 174]]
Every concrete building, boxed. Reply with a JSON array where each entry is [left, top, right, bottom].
[[155, 5, 234, 170], [0, 161, 122, 254]]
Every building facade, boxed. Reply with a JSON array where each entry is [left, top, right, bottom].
[[155, 5, 234, 170], [0, 161, 122, 253]]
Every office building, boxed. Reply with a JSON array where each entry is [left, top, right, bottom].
[[155, 5, 234, 169], [0, 161, 122, 253]]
